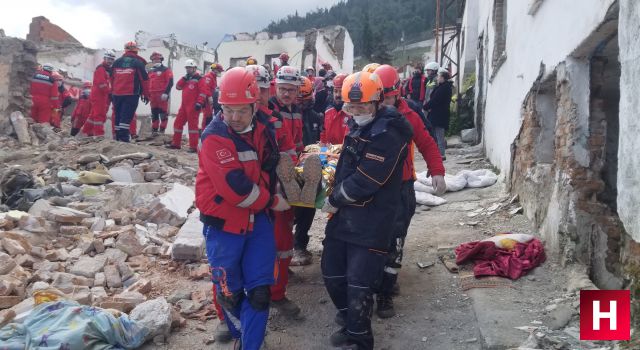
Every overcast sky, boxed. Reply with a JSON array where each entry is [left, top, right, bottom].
[[1, 0, 342, 49]]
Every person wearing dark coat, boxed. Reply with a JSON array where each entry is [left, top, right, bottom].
[[424, 68, 453, 159]]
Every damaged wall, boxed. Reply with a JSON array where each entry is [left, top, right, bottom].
[[216, 26, 354, 74], [508, 2, 633, 290], [618, 0, 640, 244], [468, 0, 617, 176], [0, 37, 38, 121]]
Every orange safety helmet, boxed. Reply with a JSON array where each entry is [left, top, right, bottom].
[[210, 63, 224, 72], [150, 52, 163, 61], [279, 52, 289, 62], [361, 63, 380, 73], [333, 73, 348, 89], [82, 81, 93, 89], [218, 67, 259, 105], [246, 56, 258, 65], [374, 64, 401, 96], [298, 76, 313, 99], [341, 72, 383, 103], [124, 41, 139, 52]]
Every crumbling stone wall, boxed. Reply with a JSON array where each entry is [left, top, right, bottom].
[[27, 16, 81, 45], [0, 37, 38, 121]]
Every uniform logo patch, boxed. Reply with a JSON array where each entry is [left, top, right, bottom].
[[365, 153, 385, 162], [216, 149, 233, 160]]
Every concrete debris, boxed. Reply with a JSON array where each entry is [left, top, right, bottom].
[[460, 128, 477, 143], [115, 230, 144, 257], [9, 112, 31, 145], [130, 297, 172, 341], [159, 183, 195, 221], [104, 264, 123, 289], [69, 256, 106, 278], [108, 166, 145, 183], [171, 210, 204, 261], [46, 206, 91, 223], [0, 252, 17, 274]]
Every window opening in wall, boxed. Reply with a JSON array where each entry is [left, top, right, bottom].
[[492, 0, 507, 72]]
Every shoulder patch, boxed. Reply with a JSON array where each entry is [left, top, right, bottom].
[[365, 153, 385, 162], [216, 148, 233, 161]]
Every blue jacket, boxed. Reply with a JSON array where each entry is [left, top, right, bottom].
[[325, 105, 413, 250]]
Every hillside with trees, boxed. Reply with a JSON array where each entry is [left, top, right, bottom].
[[264, 0, 438, 63]]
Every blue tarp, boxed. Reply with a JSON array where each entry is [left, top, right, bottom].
[[0, 300, 148, 349]]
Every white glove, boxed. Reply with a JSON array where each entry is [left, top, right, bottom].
[[432, 175, 447, 196], [207, 96, 214, 105], [161, 93, 169, 101], [321, 198, 338, 214], [270, 194, 291, 212]]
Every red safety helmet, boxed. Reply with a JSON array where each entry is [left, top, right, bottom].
[[279, 52, 289, 62], [210, 63, 224, 72], [124, 41, 139, 52], [150, 52, 163, 61], [333, 73, 348, 89], [218, 67, 259, 105], [82, 81, 93, 89], [374, 64, 401, 96]]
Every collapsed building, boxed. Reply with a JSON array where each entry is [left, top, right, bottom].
[[216, 25, 354, 73], [459, 0, 640, 298]]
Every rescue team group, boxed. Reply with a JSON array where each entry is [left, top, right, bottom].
[[30, 41, 455, 350]]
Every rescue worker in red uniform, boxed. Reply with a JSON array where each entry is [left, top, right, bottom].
[[111, 41, 149, 142], [201, 63, 224, 131], [374, 64, 447, 318], [269, 66, 303, 153], [197, 67, 290, 350], [30, 63, 60, 126], [148, 52, 174, 136], [273, 52, 289, 76], [247, 64, 302, 319], [71, 81, 93, 136], [50, 72, 69, 130], [320, 73, 349, 145], [82, 50, 115, 137], [167, 59, 205, 152], [404, 63, 426, 105]]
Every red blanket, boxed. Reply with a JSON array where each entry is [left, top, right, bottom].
[[454, 238, 546, 280]]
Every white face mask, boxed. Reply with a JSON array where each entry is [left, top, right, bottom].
[[353, 114, 374, 126], [326, 80, 334, 88]]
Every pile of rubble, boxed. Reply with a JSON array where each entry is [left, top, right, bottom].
[[0, 118, 215, 346]]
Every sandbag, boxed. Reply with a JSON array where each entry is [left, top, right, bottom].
[[461, 169, 498, 188], [414, 181, 435, 194], [444, 173, 466, 192]]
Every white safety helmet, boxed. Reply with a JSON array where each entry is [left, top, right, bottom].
[[275, 66, 301, 86], [246, 64, 271, 89], [438, 67, 450, 78], [425, 61, 440, 71], [41, 63, 55, 72], [185, 59, 197, 68], [103, 50, 116, 60]]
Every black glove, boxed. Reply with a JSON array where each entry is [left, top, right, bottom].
[[194, 103, 202, 111]]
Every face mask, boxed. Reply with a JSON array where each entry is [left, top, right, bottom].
[[326, 80, 334, 88], [82, 89, 91, 96], [353, 114, 374, 126]]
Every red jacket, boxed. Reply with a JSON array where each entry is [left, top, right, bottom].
[[397, 98, 445, 180], [111, 52, 149, 97], [407, 74, 426, 102], [148, 65, 173, 94], [91, 63, 111, 100], [72, 95, 92, 120], [196, 113, 279, 234], [321, 104, 349, 145], [269, 97, 304, 153], [30, 69, 60, 108], [176, 72, 206, 108], [258, 105, 298, 162], [201, 71, 218, 98]]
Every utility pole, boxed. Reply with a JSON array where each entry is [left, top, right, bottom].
[[435, 0, 440, 62]]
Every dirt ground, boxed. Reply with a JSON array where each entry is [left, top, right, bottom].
[[137, 141, 544, 350]]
